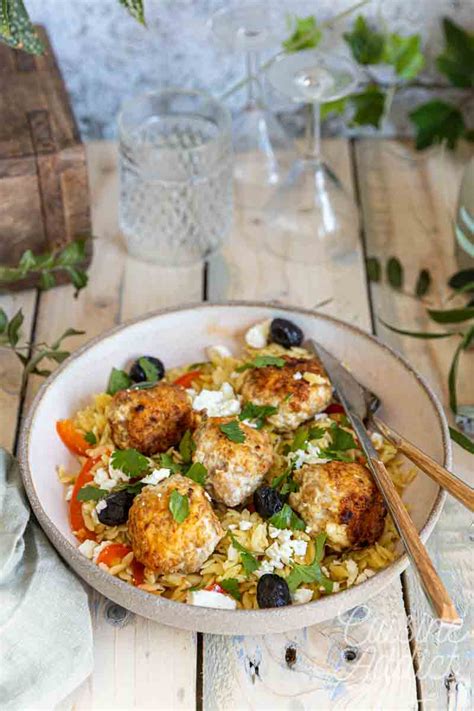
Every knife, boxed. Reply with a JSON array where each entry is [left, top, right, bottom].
[[307, 339, 461, 626]]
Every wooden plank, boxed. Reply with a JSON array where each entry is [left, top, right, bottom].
[[356, 138, 473, 710], [204, 138, 418, 710], [28, 141, 201, 710]]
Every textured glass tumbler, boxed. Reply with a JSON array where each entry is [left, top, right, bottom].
[[118, 89, 233, 266]]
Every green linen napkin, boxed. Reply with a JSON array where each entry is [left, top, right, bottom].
[[0, 449, 93, 710]]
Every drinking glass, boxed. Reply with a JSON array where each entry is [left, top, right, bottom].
[[209, 2, 295, 209], [263, 50, 361, 262], [118, 89, 233, 266]]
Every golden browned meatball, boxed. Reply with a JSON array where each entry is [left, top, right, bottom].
[[108, 382, 193, 455], [193, 417, 274, 507], [128, 474, 224, 574], [240, 356, 332, 432], [289, 461, 386, 551]]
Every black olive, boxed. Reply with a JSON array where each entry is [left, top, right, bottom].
[[270, 318, 304, 348], [254, 486, 284, 519], [129, 356, 165, 383], [97, 490, 136, 526], [257, 574, 291, 608]]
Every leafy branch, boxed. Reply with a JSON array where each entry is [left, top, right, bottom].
[[368, 257, 474, 452], [0, 237, 90, 296], [0, 0, 145, 54], [0, 308, 84, 390]]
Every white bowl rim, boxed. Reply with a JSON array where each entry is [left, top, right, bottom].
[[19, 300, 449, 628]]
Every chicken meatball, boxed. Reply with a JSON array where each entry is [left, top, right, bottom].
[[128, 474, 224, 574], [193, 417, 274, 507], [108, 382, 193, 455], [240, 356, 332, 432], [289, 461, 386, 551]]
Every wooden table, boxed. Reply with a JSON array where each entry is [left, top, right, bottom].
[[1, 139, 472, 711]]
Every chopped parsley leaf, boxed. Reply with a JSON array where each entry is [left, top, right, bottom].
[[76, 485, 108, 501], [84, 431, 97, 445], [236, 355, 285, 372], [268, 503, 305, 531], [169, 490, 190, 523], [239, 402, 278, 429], [220, 420, 246, 443], [220, 578, 242, 601], [110, 448, 149, 477], [229, 533, 259, 574]]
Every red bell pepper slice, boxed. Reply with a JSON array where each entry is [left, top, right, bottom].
[[57, 419, 91, 455], [173, 370, 202, 388]]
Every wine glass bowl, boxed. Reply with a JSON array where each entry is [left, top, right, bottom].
[[263, 50, 361, 263]]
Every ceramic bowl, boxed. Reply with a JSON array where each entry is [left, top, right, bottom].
[[19, 302, 449, 635]]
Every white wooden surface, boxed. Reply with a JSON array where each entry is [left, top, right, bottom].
[[1, 139, 471, 710]]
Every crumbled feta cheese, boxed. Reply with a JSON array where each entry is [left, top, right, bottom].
[[187, 590, 237, 610], [355, 568, 376, 585], [291, 442, 331, 469], [207, 344, 232, 360], [293, 372, 303, 380], [370, 432, 384, 449], [192, 382, 241, 417], [227, 524, 237, 530], [332, 582, 340, 592], [227, 545, 239, 562], [96, 499, 107, 513], [65, 485, 73, 502], [255, 560, 275, 577], [239, 520, 253, 531], [268, 525, 280, 539], [94, 463, 129, 492], [345, 559, 359, 587], [241, 418, 258, 429], [245, 320, 271, 349], [290, 539, 308, 557], [78, 539, 97, 559], [141, 468, 171, 485], [292, 587, 313, 605], [326, 522, 350, 548], [186, 388, 197, 399]]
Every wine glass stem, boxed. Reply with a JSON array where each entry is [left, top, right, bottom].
[[305, 102, 321, 161], [246, 51, 261, 107]]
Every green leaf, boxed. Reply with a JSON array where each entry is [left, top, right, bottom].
[[0, 0, 44, 54], [379, 318, 459, 339], [271, 467, 298, 495], [321, 98, 347, 121], [56, 238, 87, 266], [409, 101, 466, 151], [427, 307, 474, 324], [7, 308, 23, 347], [290, 427, 309, 452], [179, 429, 195, 463], [448, 269, 474, 293], [329, 423, 357, 451], [84, 431, 97, 445], [0, 308, 7, 334], [269, 503, 305, 531], [448, 327, 474, 413], [415, 269, 431, 298], [76, 485, 108, 501], [110, 448, 149, 477], [229, 533, 259, 575], [236, 355, 286, 372], [119, 0, 145, 25], [18, 249, 37, 273], [159, 453, 184, 474], [383, 33, 425, 80], [436, 18, 474, 88], [44, 350, 70, 364], [283, 15, 322, 53], [448, 426, 474, 455], [366, 257, 381, 282], [65, 267, 88, 295], [350, 85, 386, 129], [39, 271, 56, 290], [239, 402, 278, 429], [386, 256, 403, 289], [184, 462, 207, 486], [107, 367, 131, 395], [220, 578, 242, 601], [137, 356, 159, 384], [220, 420, 246, 443], [169, 490, 190, 524], [343, 15, 385, 65], [286, 535, 333, 593]]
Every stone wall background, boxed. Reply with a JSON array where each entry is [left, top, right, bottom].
[[26, 0, 473, 139]]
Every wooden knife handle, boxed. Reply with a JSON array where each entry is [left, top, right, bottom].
[[368, 456, 461, 626], [373, 416, 474, 512]]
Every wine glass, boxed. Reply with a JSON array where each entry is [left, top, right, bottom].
[[264, 50, 361, 262], [209, 2, 296, 209]]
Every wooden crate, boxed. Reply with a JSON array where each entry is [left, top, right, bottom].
[[0, 26, 91, 289]]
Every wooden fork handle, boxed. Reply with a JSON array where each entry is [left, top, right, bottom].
[[373, 416, 474, 512], [367, 456, 461, 626]]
